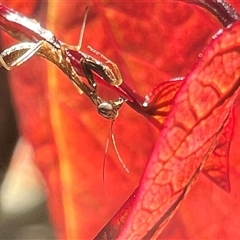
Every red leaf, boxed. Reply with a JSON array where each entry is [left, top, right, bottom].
[[117, 21, 240, 239]]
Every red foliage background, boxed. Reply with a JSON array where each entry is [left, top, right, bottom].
[[1, 0, 240, 239]]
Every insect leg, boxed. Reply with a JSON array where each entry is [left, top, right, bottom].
[[80, 57, 97, 89], [0, 41, 45, 70], [77, 4, 90, 51], [87, 46, 123, 86]]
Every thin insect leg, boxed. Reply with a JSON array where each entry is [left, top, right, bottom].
[[0, 41, 44, 70], [73, 2, 97, 90], [87, 46, 123, 86], [77, 4, 90, 51], [80, 57, 97, 89]]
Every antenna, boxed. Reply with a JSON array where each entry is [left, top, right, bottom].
[[103, 120, 129, 182], [77, 3, 90, 51]]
